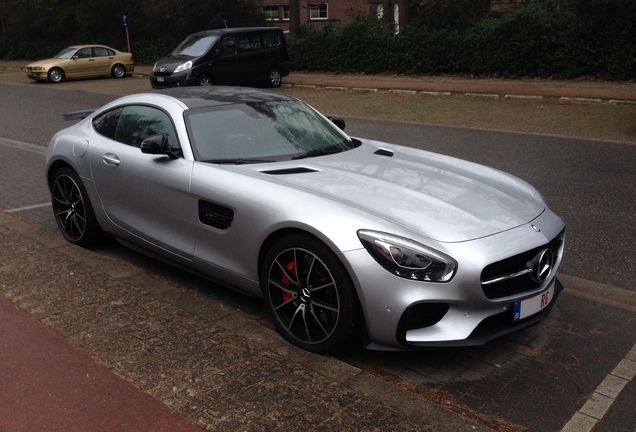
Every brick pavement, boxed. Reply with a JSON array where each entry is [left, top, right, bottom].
[[0, 210, 492, 431]]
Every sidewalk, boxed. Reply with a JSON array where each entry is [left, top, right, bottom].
[[132, 64, 636, 102], [0, 210, 494, 431]]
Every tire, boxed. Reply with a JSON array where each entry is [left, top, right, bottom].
[[51, 167, 101, 247], [47, 67, 64, 83], [196, 74, 214, 86], [111, 64, 126, 78], [261, 234, 359, 353], [266, 67, 282, 88]]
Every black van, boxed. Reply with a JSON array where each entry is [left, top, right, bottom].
[[150, 27, 290, 89]]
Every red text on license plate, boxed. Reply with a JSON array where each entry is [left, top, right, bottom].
[[513, 281, 554, 321]]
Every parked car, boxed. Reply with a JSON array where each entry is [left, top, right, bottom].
[[46, 87, 565, 353], [25, 45, 135, 83], [150, 27, 289, 88]]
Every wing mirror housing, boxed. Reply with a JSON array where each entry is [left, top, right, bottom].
[[328, 116, 346, 130], [140, 134, 178, 159]]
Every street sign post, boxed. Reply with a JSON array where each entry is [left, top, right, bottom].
[[123, 14, 131, 53]]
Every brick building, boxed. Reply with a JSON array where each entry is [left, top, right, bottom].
[[261, 0, 381, 32]]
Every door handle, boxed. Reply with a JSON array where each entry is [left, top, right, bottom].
[[102, 153, 120, 166]]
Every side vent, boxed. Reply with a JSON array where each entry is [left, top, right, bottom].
[[261, 167, 318, 175], [199, 201, 234, 230], [374, 148, 394, 157]]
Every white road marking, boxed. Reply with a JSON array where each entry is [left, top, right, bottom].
[[560, 343, 636, 432], [4, 202, 51, 213]]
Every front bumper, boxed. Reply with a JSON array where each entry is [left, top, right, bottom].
[[342, 210, 565, 350], [397, 277, 564, 348], [149, 72, 194, 88], [25, 70, 47, 80]]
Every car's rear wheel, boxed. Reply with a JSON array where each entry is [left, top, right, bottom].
[[197, 74, 214, 86], [261, 234, 359, 353], [111, 64, 126, 78], [47, 67, 64, 83], [266, 66, 282, 87], [51, 167, 101, 247]]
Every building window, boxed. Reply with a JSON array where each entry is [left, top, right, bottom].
[[282, 5, 290, 21], [309, 3, 328, 20], [263, 6, 279, 21]]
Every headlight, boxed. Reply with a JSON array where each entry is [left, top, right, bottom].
[[174, 61, 192, 73], [32, 66, 45, 71], [358, 230, 457, 282]]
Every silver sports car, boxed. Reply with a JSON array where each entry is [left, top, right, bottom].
[[46, 87, 565, 353]]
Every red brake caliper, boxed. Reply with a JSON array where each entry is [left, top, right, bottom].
[[281, 261, 296, 302]]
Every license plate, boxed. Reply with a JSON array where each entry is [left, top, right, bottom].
[[513, 280, 554, 321], [157, 77, 165, 82]]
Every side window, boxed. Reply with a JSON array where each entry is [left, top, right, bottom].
[[75, 47, 93, 58], [218, 36, 236, 57], [93, 105, 181, 156], [114, 106, 180, 152], [260, 31, 282, 49], [92, 107, 124, 140], [94, 47, 114, 57], [237, 33, 261, 52]]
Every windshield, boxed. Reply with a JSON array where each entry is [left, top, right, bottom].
[[54, 47, 77, 59], [172, 34, 218, 57], [185, 100, 354, 163]]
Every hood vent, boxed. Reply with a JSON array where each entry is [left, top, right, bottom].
[[262, 167, 318, 175], [374, 148, 394, 157]]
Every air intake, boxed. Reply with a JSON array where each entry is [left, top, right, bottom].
[[262, 167, 318, 175]]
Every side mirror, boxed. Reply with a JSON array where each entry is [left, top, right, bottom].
[[71, 55, 79, 60], [328, 116, 346, 131], [140, 134, 178, 159]]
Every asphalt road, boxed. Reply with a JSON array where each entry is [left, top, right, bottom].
[[0, 76, 634, 432], [1, 79, 634, 290]]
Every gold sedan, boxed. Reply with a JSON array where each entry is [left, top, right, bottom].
[[25, 45, 135, 83]]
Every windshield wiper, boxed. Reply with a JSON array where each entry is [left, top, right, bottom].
[[291, 146, 344, 160], [201, 158, 276, 165]]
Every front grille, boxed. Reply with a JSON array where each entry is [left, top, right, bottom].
[[480, 229, 564, 299]]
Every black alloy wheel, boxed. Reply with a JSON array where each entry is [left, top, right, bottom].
[[261, 234, 358, 353], [51, 167, 100, 247]]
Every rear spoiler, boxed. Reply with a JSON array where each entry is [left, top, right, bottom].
[[63, 109, 96, 121]]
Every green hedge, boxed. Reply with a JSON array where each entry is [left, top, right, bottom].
[[288, 2, 636, 80], [3, 0, 633, 80]]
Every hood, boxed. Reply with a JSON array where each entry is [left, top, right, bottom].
[[258, 141, 545, 243], [28, 58, 67, 68]]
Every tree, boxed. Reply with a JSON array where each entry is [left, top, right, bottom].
[[289, 0, 300, 34]]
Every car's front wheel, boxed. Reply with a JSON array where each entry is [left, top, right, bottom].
[[261, 234, 359, 353], [51, 167, 101, 247], [197, 74, 213, 86], [111, 64, 126, 78], [47, 67, 64, 83]]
